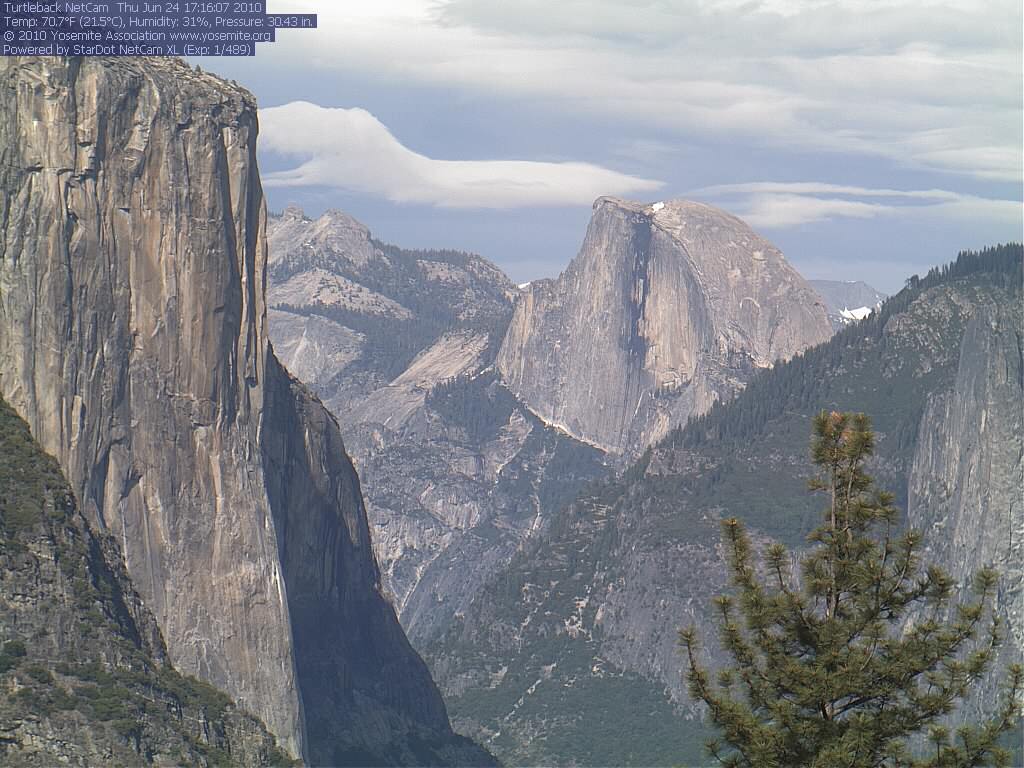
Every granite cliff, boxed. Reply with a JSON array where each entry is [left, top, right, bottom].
[[265, 199, 833, 647], [265, 208, 607, 645], [496, 197, 833, 456], [0, 56, 489, 766], [426, 247, 1023, 766], [0, 394, 291, 767], [905, 276, 1023, 726]]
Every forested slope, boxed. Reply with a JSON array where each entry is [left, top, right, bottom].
[[0, 395, 291, 766], [425, 245, 1023, 766]]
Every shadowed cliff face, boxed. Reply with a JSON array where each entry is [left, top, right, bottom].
[[0, 395, 290, 767], [496, 197, 833, 456], [0, 56, 488, 766], [262, 207, 608, 650], [907, 292, 1023, 726], [260, 355, 486, 765]]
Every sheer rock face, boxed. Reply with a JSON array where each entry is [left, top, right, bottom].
[[0, 56, 481, 765], [496, 197, 832, 455], [0, 55, 301, 753], [0, 396, 287, 767], [264, 208, 606, 647], [907, 292, 1023, 718]]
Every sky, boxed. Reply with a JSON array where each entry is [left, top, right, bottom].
[[198, 0, 1023, 293]]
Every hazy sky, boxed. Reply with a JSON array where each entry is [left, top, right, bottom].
[[200, 0, 1022, 293]]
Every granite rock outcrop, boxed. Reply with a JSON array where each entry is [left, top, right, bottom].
[[265, 209, 607, 645], [496, 197, 833, 455], [0, 56, 489, 766]]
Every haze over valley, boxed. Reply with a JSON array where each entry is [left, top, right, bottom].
[[0, 2, 1021, 766]]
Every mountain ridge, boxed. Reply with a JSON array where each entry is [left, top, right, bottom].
[[424, 245, 1023, 766]]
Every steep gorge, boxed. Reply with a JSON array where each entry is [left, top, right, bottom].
[[0, 56, 488, 766]]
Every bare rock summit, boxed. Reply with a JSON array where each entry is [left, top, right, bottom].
[[496, 197, 833, 455]]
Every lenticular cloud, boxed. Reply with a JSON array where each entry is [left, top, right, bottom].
[[259, 101, 662, 209]]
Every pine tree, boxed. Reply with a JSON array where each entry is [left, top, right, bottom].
[[680, 411, 1022, 767]]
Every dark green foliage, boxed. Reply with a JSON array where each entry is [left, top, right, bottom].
[[427, 372, 519, 444], [4, 639, 27, 657], [455, 660, 708, 766], [0, 393, 293, 766], [674, 244, 1022, 452], [154, 665, 234, 721], [0, 396, 73, 538], [25, 663, 54, 684], [0, 639, 28, 673], [681, 412, 1023, 767]]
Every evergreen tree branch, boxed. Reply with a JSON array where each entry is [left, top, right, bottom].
[[680, 412, 1017, 767]]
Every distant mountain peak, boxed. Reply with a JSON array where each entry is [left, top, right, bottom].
[[809, 279, 887, 329], [321, 206, 370, 228], [496, 196, 832, 455], [268, 205, 379, 277], [280, 204, 309, 221], [593, 196, 789, 264]]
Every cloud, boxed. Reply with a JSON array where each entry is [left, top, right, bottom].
[[740, 195, 896, 228], [698, 182, 961, 200], [256, 0, 1022, 183], [259, 101, 662, 208], [611, 138, 690, 166], [694, 182, 1022, 229]]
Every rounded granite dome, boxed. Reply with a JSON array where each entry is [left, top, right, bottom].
[[497, 196, 832, 455]]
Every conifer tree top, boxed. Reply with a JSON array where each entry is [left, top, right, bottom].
[[681, 411, 1023, 768]]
